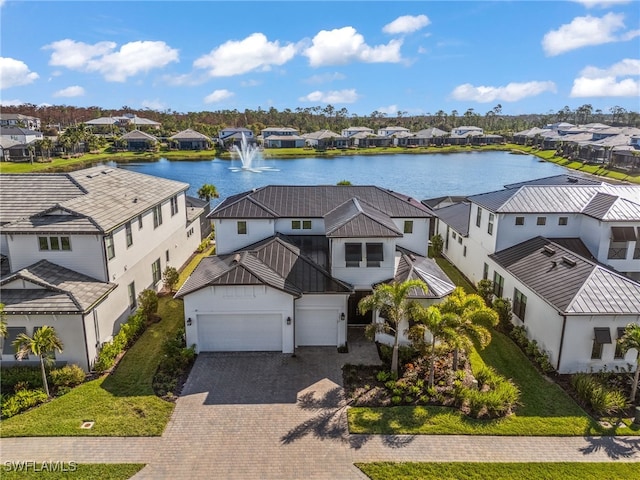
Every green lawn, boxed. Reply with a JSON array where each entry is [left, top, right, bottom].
[[349, 330, 638, 436], [0, 297, 184, 437], [1, 464, 144, 479], [434, 256, 476, 294], [356, 462, 640, 480]]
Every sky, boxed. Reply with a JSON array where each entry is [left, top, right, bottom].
[[1, 0, 639, 117]]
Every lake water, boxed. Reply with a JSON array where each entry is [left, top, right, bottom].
[[108, 151, 569, 206]]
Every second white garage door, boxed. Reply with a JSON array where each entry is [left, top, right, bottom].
[[296, 309, 338, 346], [197, 313, 283, 351]]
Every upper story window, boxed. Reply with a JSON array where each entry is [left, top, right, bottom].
[[105, 235, 115, 260], [237, 221, 247, 235], [302, 220, 312, 230], [292, 220, 312, 230], [537, 216, 547, 226], [345, 243, 362, 267], [515, 217, 524, 226], [404, 220, 414, 234], [558, 217, 568, 226], [493, 271, 504, 297], [153, 204, 163, 229], [366, 243, 383, 267], [170, 195, 179, 216], [38, 236, 71, 251], [458, 236, 463, 245], [452, 231, 457, 240], [125, 221, 133, 248], [476, 207, 482, 228], [292, 220, 301, 230], [488, 213, 495, 235], [513, 288, 527, 321]]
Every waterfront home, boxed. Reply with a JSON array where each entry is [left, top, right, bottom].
[[217, 127, 255, 148], [0, 166, 207, 370], [176, 185, 454, 353], [118, 130, 158, 151], [0, 113, 41, 131], [84, 114, 161, 131], [261, 127, 305, 148], [432, 174, 640, 373], [301, 130, 349, 149], [169, 129, 211, 150]]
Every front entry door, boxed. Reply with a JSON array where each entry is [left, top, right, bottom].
[[347, 291, 373, 325]]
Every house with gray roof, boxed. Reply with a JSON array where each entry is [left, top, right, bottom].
[[176, 185, 454, 354], [118, 130, 158, 151], [261, 127, 305, 148], [301, 130, 349, 149], [0, 166, 207, 370], [169, 129, 211, 150], [434, 175, 640, 373], [85, 114, 160, 130], [0, 113, 41, 130]]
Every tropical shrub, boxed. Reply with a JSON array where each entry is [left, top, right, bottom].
[[1, 388, 48, 418], [510, 326, 555, 374], [571, 373, 628, 416], [430, 234, 443, 258], [162, 266, 179, 292], [493, 297, 513, 333], [137, 289, 159, 322], [455, 366, 520, 418], [476, 279, 494, 307], [50, 364, 86, 389], [153, 328, 196, 397], [1, 366, 44, 393], [94, 312, 147, 372]]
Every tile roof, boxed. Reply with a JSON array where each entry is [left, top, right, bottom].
[[120, 130, 158, 141], [489, 236, 640, 314], [0, 260, 116, 314], [169, 129, 210, 140], [324, 198, 402, 238], [0, 166, 189, 233], [301, 130, 343, 140], [211, 185, 433, 220], [176, 235, 352, 298], [433, 202, 470, 236]]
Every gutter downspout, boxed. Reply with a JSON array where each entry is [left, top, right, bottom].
[[557, 313, 568, 372]]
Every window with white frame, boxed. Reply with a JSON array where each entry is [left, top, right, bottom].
[[105, 234, 115, 260], [170, 195, 179, 216], [38, 236, 71, 251], [488, 213, 494, 235], [153, 204, 163, 228]]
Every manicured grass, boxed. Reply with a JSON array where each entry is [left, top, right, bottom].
[[348, 329, 639, 436], [0, 297, 184, 437], [434, 256, 476, 294], [178, 246, 215, 286], [356, 462, 640, 480], [2, 464, 144, 479]]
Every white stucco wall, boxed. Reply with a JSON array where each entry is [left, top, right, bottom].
[[392, 217, 429, 256], [330, 237, 396, 289], [274, 218, 326, 236], [182, 285, 295, 353], [213, 218, 275, 254], [495, 213, 583, 252]]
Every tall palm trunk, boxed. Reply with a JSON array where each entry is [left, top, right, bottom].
[[40, 356, 50, 397], [631, 357, 640, 403]]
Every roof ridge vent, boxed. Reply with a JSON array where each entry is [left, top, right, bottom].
[[232, 253, 241, 264], [543, 245, 556, 255], [561, 255, 577, 267]]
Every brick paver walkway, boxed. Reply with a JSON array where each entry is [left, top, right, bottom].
[[1, 342, 638, 479]]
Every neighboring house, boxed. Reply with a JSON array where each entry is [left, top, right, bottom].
[[377, 126, 410, 137], [301, 130, 349, 149], [176, 185, 454, 354], [452, 126, 483, 136], [0, 126, 43, 145], [218, 127, 255, 148], [169, 129, 211, 150], [341, 126, 374, 137], [0, 166, 205, 371], [85, 114, 161, 130], [404, 128, 448, 147], [261, 127, 305, 148], [0, 138, 30, 162], [119, 130, 158, 151], [433, 174, 640, 373], [185, 196, 212, 239], [0, 113, 41, 130]]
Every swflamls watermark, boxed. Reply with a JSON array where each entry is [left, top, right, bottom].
[[3, 461, 78, 472]]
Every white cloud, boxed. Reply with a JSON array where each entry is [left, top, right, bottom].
[[241, 79, 262, 87], [204, 89, 234, 103], [572, 0, 632, 8], [53, 85, 85, 97], [194, 33, 297, 77], [542, 13, 632, 56], [0, 98, 24, 106], [298, 89, 359, 103], [451, 81, 557, 102], [304, 27, 403, 67], [304, 72, 346, 84], [44, 39, 178, 82], [162, 72, 206, 87], [0, 0, 6, 8], [0, 57, 39, 89], [141, 99, 167, 110], [383, 15, 430, 35], [377, 105, 398, 115], [570, 58, 640, 97]]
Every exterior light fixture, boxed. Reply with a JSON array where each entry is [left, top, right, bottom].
[[186, 317, 192, 326], [340, 313, 345, 321], [287, 316, 292, 325]]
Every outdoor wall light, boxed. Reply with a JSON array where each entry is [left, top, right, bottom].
[[186, 317, 192, 326], [340, 312, 345, 321], [286, 316, 292, 325]]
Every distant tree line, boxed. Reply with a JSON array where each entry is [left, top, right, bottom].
[[3, 103, 638, 138]]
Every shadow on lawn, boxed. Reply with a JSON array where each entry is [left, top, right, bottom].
[[281, 386, 415, 450]]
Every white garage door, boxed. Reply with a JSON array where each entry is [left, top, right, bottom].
[[197, 314, 283, 351], [296, 309, 338, 346]]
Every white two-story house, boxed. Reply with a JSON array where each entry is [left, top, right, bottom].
[[433, 174, 640, 373], [176, 185, 455, 354], [0, 166, 207, 370]]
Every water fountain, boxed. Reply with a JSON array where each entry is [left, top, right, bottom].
[[229, 133, 278, 173]]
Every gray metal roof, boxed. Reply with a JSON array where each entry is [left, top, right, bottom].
[[0, 260, 116, 314], [211, 185, 433, 220], [434, 202, 470, 236], [392, 249, 455, 299], [301, 130, 344, 140], [175, 235, 351, 298], [0, 166, 189, 233], [489, 236, 640, 315], [324, 198, 402, 238], [2, 214, 100, 234], [169, 129, 210, 140], [120, 130, 158, 141], [504, 174, 602, 189]]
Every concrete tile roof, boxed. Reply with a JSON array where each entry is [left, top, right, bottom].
[[169, 129, 210, 140], [120, 130, 158, 141], [0, 260, 116, 314], [489, 236, 640, 314]]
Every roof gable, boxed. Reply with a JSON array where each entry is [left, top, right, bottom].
[[324, 198, 402, 238]]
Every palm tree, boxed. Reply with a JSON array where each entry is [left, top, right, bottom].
[[437, 287, 498, 370], [0, 303, 7, 340], [358, 279, 428, 376], [197, 184, 219, 202], [12, 325, 64, 397], [618, 323, 640, 402], [408, 305, 457, 387]]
